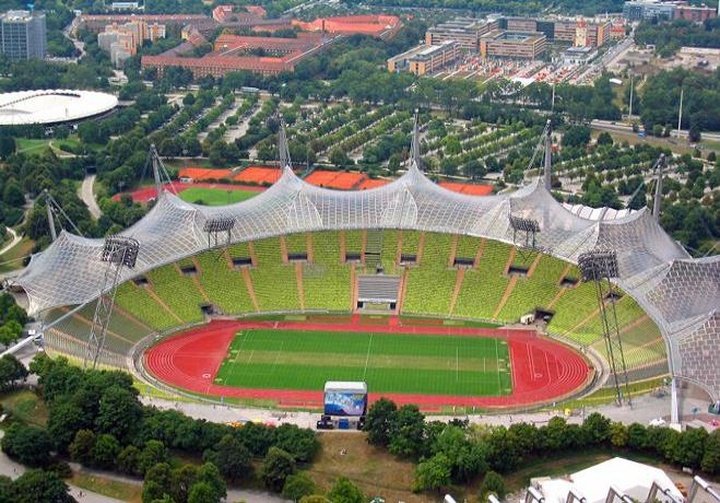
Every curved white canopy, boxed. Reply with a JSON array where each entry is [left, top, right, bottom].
[[11, 163, 720, 399]]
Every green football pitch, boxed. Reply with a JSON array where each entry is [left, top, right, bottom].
[[179, 187, 258, 206], [214, 329, 512, 396]]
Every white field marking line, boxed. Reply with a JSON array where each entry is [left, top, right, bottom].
[[362, 333, 373, 380], [270, 341, 284, 375], [227, 331, 248, 383], [494, 337, 502, 393], [456, 346, 459, 382]]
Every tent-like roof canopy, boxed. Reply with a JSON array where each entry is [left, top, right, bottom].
[[10, 157, 720, 400]]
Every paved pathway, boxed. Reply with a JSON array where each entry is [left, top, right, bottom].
[[0, 432, 122, 503], [0, 227, 20, 256], [79, 175, 102, 219], [141, 389, 715, 432]]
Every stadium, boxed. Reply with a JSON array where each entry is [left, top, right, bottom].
[[7, 124, 720, 418], [0, 89, 118, 126]]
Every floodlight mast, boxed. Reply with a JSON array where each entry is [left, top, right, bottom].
[[203, 217, 236, 248], [84, 236, 140, 369], [509, 214, 540, 250], [577, 250, 630, 406]]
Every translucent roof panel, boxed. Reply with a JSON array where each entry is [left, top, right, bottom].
[[10, 163, 717, 398]]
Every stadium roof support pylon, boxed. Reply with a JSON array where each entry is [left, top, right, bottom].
[[543, 120, 552, 191], [278, 116, 292, 173], [652, 153, 666, 221], [410, 110, 422, 172], [9, 127, 720, 408]]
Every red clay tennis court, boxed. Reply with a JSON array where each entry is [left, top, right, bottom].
[[144, 318, 593, 411]]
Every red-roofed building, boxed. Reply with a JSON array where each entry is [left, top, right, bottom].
[[142, 31, 329, 77], [80, 14, 214, 33], [292, 14, 402, 39]]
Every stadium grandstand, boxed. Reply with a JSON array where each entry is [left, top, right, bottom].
[[0, 90, 118, 126], [7, 120, 719, 419]]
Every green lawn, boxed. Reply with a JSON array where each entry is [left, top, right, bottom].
[[15, 138, 52, 154], [178, 187, 258, 206], [215, 329, 512, 396]]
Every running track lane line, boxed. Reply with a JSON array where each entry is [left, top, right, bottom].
[[145, 319, 592, 410]]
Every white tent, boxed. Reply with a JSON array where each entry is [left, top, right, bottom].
[[536, 457, 684, 503]]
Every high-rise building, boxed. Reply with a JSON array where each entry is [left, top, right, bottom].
[[0, 10, 46, 61]]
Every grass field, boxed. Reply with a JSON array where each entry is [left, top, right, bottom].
[[178, 187, 258, 206], [214, 329, 512, 396]]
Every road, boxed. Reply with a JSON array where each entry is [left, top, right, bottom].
[[0, 227, 20, 256], [79, 175, 103, 220], [591, 119, 720, 142], [0, 431, 122, 503]]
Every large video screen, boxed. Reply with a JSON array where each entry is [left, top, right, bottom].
[[324, 391, 367, 417]]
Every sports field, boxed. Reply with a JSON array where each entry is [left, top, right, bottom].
[[214, 329, 512, 396], [145, 319, 593, 409], [178, 187, 258, 206]]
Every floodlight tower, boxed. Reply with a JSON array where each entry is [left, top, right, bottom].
[[84, 236, 140, 369], [577, 250, 630, 406], [203, 217, 235, 249], [509, 215, 540, 250]]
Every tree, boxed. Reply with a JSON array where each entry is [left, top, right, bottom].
[[327, 477, 364, 503], [203, 434, 252, 482], [0, 355, 28, 391], [701, 430, 720, 474], [48, 402, 90, 453], [194, 463, 226, 503], [117, 445, 141, 476], [388, 405, 425, 459], [138, 440, 168, 475], [562, 125, 591, 148], [11, 469, 75, 503], [170, 464, 198, 503], [582, 413, 611, 445], [92, 434, 120, 470], [273, 424, 320, 463], [480, 471, 506, 500], [413, 453, 452, 492], [188, 482, 219, 503], [94, 385, 142, 443], [69, 429, 96, 465], [596, 132, 613, 146], [282, 472, 317, 501], [0, 136, 15, 160], [689, 124, 702, 143], [609, 422, 628, 448], [673, 427, 708, 469], [1, 423, 54, 467], [329, 146, 350, 169], [3, 179, 24, 207], [142, 463, 172, 503], [261, 447, 296, 492], [364, 398, 397, 447]]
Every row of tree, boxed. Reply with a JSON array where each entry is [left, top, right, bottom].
[[0, 355, 322, 502], [364, 398, 720, 495]]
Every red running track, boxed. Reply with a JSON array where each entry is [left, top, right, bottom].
[[144, 319, 593, 411]]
